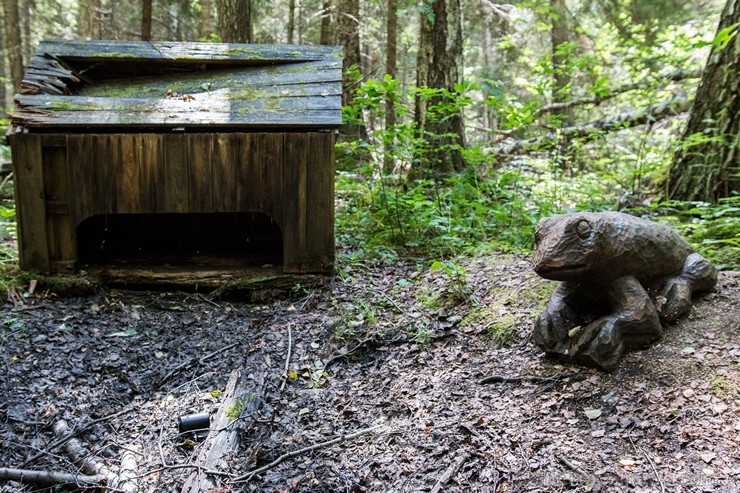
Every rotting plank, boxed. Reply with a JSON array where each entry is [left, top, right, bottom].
[[260, 133, 284, 226], [180, 369, 261, 493]]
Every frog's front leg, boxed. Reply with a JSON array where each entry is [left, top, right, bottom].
[[532, 282, 582, 355], [569, 276, 662, 371], [656, 252, 717, 323]]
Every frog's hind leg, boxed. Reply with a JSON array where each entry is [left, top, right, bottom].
[[656, 253, 718, 323]]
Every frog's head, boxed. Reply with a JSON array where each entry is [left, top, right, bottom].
[[531, 213, 599, 281]]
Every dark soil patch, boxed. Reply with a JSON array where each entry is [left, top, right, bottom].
[[1, 255, 738, 492]]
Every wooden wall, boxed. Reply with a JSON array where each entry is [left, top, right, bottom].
[[11, 132, 335, 274]]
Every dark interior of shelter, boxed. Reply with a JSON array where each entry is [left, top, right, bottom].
[[76, 212, 283, 268]]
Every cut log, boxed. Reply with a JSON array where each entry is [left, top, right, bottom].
[[181, 369, 262, 493]]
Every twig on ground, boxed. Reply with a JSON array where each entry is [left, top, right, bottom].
[[431, 449, 470, 493], [479, 371, 585, 385], [555, 452, 600, 490], [323, 336, 376, 370], [280, 324, 293, 393], [156, 341, 239, 388], [230, 425, 384, 483], [20, 406, 137, 468], [629, 430, 666, 493]]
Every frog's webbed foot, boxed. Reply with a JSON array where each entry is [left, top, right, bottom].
[[656, 253, 717, 323]]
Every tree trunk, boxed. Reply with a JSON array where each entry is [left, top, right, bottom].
[[3, 0, 24, 94], [216, 0, 252, 43], [287, 0, 295, 43], [550, 0, 570, 126], [415, 0, 466, 173], [141, 0, 153, 40], [383, 0, 398, 174], [337, 0, 363, 138], [669, 0, 740, 202], [199, 0, 214, 38], [320, 0, 333, 45], [0, 18, 6, 109]]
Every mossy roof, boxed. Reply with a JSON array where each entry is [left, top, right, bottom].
[[11, 40, 343, 130]]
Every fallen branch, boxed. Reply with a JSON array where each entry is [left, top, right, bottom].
[[156, 341, 240, 389], [20, 406, 136, 468], [280, 324, 293, 393], [53, 419, 117, 483], [230, 425, 383, 483], [0, 467, 104, 487], [431, 449, 470, 493]]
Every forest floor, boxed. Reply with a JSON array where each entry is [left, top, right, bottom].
[[1, 252, 739, 493]]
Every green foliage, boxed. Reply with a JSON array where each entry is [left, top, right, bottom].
[[430, 260, 470, 303], [651, 197, 740, 270]]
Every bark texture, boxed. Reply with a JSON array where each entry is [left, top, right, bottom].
[[3, 0, 24, 92], [216, 0, 252, 43], [415, 0, 466, 173], [669, 0, 740, 202]]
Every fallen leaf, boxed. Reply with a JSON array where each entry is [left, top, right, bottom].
[[700, 452, 717, 464], [619, 458, 636, 469], [584, 408, 602, 420]]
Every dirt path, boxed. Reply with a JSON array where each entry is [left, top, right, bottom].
[[1, 255, 738, 492]]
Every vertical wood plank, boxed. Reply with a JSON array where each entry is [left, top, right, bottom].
[[138, 134, 163, 213], [42, 143, 75, 269], [93, 134, 116, 214], [213, 134, 237, 212], [67, 135, 94, 226], [236, 133, 259, 212], [11, 134, 49, 270], [305, 132, 335, 273], [282, 133, 307, 273], [260, 133, 284, 224], [115, 134, 141, 213], [188, 133, 213, 213], [163, 134, 189, 212]]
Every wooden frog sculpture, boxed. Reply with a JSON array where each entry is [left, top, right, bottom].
[[531, 211, 717, 371]]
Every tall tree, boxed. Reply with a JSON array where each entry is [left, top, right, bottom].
[[415, 0, 466, 172], [3, 0, 24, 94], [217, 0, 252, 42], [669, 0, 740, 202], [550, 0, 570, 126], [142, 0, 153, 40], [287, 0, 295, 43], [337, 0, 362, 137], [200, 0, 214, 38], [320, 0, 333, 45], [78, 0, 100, 39], [383, 0, 398, 173]]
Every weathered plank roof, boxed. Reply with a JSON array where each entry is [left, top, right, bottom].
[[10, 40, 343, 130]]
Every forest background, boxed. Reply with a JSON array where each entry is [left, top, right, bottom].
[[0, 0, 738, 274]]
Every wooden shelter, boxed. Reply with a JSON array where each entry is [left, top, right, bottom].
[[8, 40, 342, 284]]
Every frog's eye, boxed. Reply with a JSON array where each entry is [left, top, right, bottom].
[[575, 219, 592, 239]]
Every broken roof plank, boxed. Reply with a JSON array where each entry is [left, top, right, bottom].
[[9, 108, 341, 128], [36, 39, 342, 64]]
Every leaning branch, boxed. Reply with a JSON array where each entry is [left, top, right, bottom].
[[536, 69, 701, 116], [494, 95, 692, 155]]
